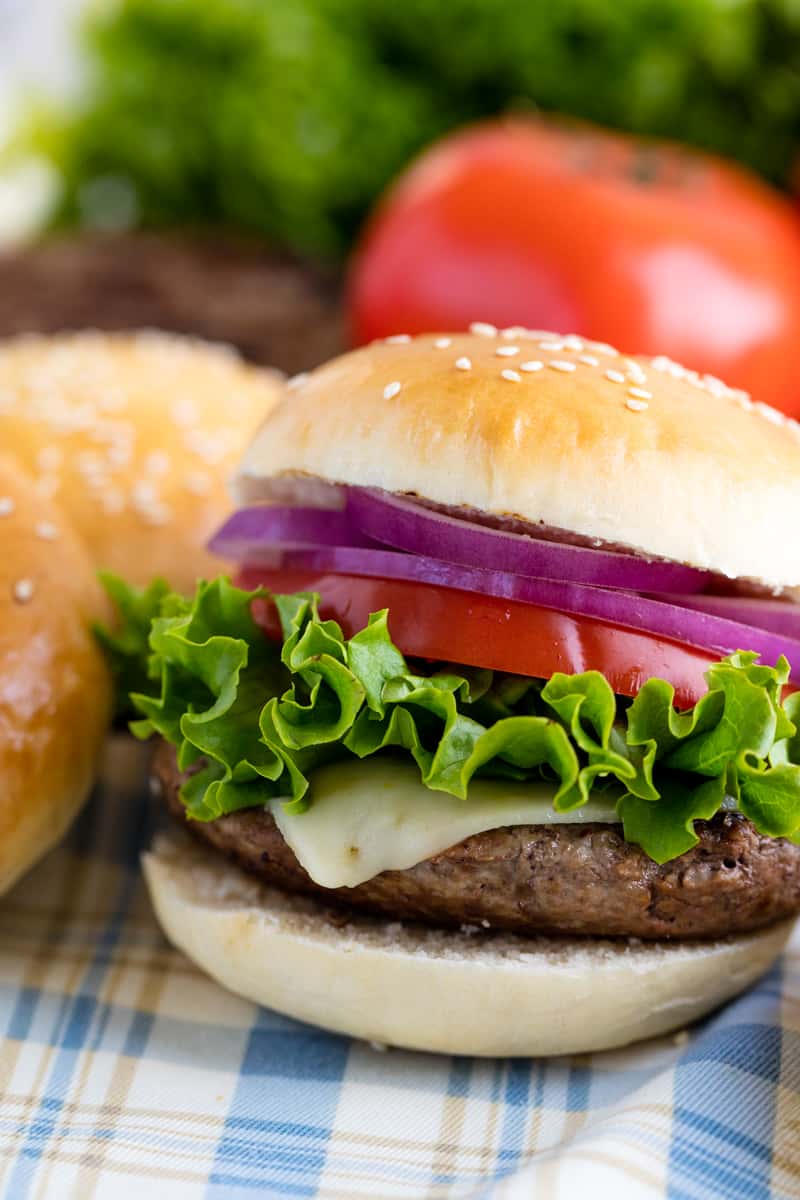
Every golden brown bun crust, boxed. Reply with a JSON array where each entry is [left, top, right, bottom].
[[0, 456, 112, 894], [237, 329, 800, 587], [0, 331, 283, 592], [144, 828, 794, 1056]]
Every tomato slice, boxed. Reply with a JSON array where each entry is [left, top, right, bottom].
[[238, 566, 715, 708]]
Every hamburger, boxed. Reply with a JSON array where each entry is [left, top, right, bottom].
[[0, 328, 281, 882], [0, 453, 111, 894], [117, 328, 800, 1056], [0, 330, 283, 591]]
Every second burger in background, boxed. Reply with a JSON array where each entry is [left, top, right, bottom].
[[111, 329, 800, 1056], [0, 331, 284, 591], [0, 454, 111, 895]]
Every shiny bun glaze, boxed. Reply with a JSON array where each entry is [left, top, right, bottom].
[[237, 327, 800, 588], [0, 331, 283, 592], [0, 455, 112, 894]]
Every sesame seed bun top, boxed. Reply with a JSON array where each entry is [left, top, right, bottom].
[[0, 454, 111, 894], [0, 330, 283, 591], [236, 327, 800, 589]]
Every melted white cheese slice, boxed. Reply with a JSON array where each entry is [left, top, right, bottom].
[[270, 758, 620, 889]]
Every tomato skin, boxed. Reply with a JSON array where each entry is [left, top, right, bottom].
[[348, 117, 800, 415], [238, 566, 716, 709]]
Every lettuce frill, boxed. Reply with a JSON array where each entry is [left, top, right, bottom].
[[98, 575, 800, 863]]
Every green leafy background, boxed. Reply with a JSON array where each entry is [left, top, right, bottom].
[[21, 0, 800, 259], [103, 575, 800, 864]]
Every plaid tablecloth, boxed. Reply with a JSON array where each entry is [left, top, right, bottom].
[[0, 738, 798, 1200]]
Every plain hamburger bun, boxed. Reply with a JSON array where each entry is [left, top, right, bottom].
[[0, 330, 283, 592], [0, 454, 111, 895], [144, 828, 793, 1056], [237, 328, 800, 589]]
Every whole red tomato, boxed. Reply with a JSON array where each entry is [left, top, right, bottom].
[[348, 117, 800, 415]]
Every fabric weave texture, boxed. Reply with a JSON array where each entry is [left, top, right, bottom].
[[0, 739, 798, 1199]]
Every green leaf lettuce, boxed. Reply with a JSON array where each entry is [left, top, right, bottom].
[[99, 576, 800, 863]]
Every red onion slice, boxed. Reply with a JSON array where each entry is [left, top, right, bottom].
[[261, 545, 800, 680], [658, 593, 800, 641], [346, 488, 710, 593], [209, 506, 377, 562]]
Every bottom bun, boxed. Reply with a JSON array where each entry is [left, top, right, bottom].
[[143, 828, 795, 1057]]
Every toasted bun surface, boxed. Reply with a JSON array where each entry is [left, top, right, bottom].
[[0, 331, 282, 591], [0, 455, 111, 895], [144, 828, 792, 1056], [237, 329, 800, 588]]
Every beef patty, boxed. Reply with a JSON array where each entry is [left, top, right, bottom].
[[153, 741, 800, 940]]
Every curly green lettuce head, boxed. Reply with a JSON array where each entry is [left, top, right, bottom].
[[19, 0, 800, 258], [99, 575, 800, 863]]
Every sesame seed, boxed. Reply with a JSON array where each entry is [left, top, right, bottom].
[[702, 374, 727, 397], [170, 397, 199, 426], [383, 381, 402, 400], [470, 322, 497, 337], [501, 326, 527, 339], [37, 446, 62, 473], [538, 340, 565, 352], [385, 334, 410, 344], [588, 341, 618, 357], [455, 357, 472, 371], [501, 369, 522, 383], [137, 506, 171, 527], [0, 497, 15, 517], [434, 337, 452, 349], [625, 397, 649, 412], [628, 387, 652, 401], [144, 449, 171, 476], [548, 360, 577, 373], [184, 471, 212, 496], [101, 489, 125, 514], [183, 429, 226, 464], [36, 476, 60, 499], [520, 360, 544, 373], [755, 401, 785, 426], [563, 335, 584, 350], [77, 450, 104, 477], [131, 479, 157, 505], [579, 354, 599, 367], [13, 579, 34, 604], [106, 444, 132, 468], [605, 370, 626, 384], [286, 373, 309, 391], [35, 521, 58, 541], [495, 346, 520, 357], [624, 358, 648, 384]]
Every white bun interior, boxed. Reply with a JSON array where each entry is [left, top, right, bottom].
[[144, 829, 793, 1057]]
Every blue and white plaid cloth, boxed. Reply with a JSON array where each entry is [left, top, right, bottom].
[[0, 738, 798, 1199]]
